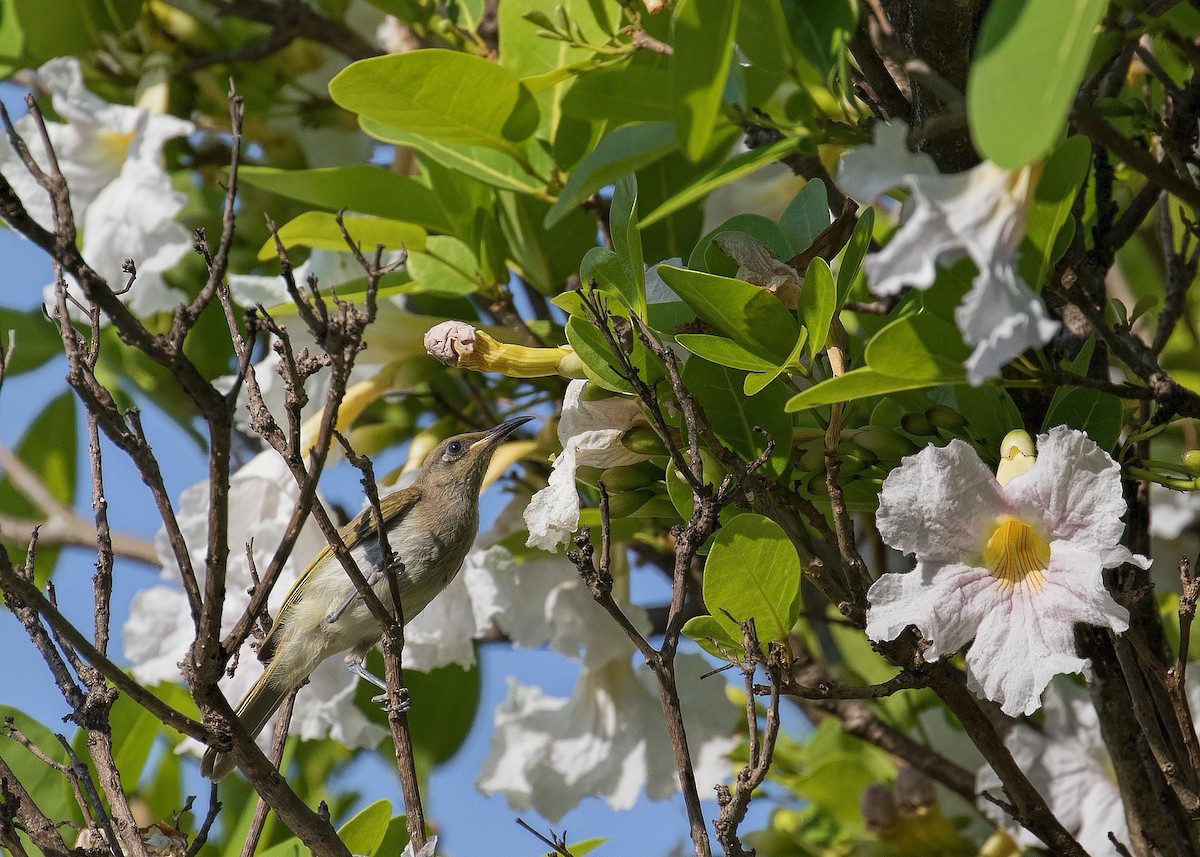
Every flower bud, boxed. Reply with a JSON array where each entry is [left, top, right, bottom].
[[1182, 449, 1200, 476], [424, 321, 586, 379], [854, 425, 919, 460], [900, 412, 937, 436], [893, 766, 936, 814], [621, 425, 667, 456], [995, 429, 1036, 486], [925, 404, 967, 429]]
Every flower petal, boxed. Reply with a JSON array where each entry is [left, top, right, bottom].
[[1005, 426, 1129, 556], [876, 439, 1007, 561], [957, 264, 1060, 385]]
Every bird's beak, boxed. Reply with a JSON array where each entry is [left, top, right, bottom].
[[470, 415, 535, 450]]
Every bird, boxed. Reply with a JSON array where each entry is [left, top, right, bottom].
[[201, 415, 533, 780]]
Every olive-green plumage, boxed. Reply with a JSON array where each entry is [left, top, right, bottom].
[[201, 416, 531, 780]]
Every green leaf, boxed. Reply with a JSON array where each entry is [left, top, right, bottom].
[[968, 0, 1108, 168], [787, 367, 962, 411], [671, 0, 741, 160], [690, 214, 793, 276], [561, 58, 671, 124], [641, 136, 805, 227], [655, 265, 799, 361], [0, 707, 77, 823], [1042, 386, 1123, 450], [544, 123, 678, 228], [676, 334, 781, 372], [565, 316, 633, 393], [406, 235, 483, 295], [0, 392, 74, 584], [237, 166, 453, 233], [330, 51, 539, 158], [1021, 135, 1092, 288], [361, 119, 548, 197], [0, 306, 63, 376], [337, 800, 392, 854], [863, 314, 971, 380], [778, 180, 830, 252], [782, 0, 857, 78], [610, 175, 647, 316], [682, 358, 792, 477], [703, 513, 801, 644], [836, 207, 874, 309], [798, 258, 835, 359], [682, 614, 743, 659], [260, 212, 426, 260], [497, 193, 596, 293]]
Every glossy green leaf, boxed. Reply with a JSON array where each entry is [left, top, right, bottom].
[[683, 357, 792, 477], [580, 245, 635, 303], [406, 235, 482, 295], [0, 706, 77, 823], [968, 0, 1108, 167], [656, 265, 799, 360], [671, 0, 740, 160], [782, 0, 857, 78], [0, 306, 63, 376], [1022, 135, 1092, 288], [863, 314, 971, 380], [497, 192, 596, 293], [374, 814, 411, 856], [641, 136, 805, 227], [691, 214, 793, 276], [786, 367, 963, 411], [836, 207, 874, 308], [778, 180, 830, 252], [545, 122, 679, 228], [566, 316, 633, 393], [676, 334, 781, 372], [703, 513, 801, 644], [260, 212, 426, 260], [0, 392, 74, 584], [330, 51, 539, 157], [798, 258, 835, 359], [682, 614, 743, 659], [362, 119, 549, 197], [611, 175, 647, 316], [338, 800, 392, 854], [237, 166, 453, 233], [1042, 386, 1123, 450], [737, 0, 795, 77], [561, 58, 671, 124]]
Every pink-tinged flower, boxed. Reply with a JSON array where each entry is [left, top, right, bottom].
[[837, 121, 1060, 385], [977, 680, 1133, 855], [866, 426, 1145, 716]]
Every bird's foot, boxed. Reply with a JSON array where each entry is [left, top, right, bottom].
[[345, 656, 387, 691], [325, 569, 384, 624], [373, 687, 411, 712]]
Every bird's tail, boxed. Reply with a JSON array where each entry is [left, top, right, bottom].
[[200, 664, 289, 781]]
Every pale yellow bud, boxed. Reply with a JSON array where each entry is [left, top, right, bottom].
[[424, 321, 586, 379], [995, 429, 1036, 486]]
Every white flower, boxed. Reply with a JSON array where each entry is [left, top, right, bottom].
[[976, 680, 1129, 855], [838, 121, 1060, 384], [477, 653, 736, 822], [122, 451, 386, 755], [524, 380, 649, 550], [2, 58, 194, 316], [866, 426, 1144, 716]]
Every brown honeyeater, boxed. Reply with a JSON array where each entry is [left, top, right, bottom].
[[202, 416, 533, 780]]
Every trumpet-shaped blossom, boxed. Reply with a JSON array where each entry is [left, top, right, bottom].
[[976, 680, 1131, 855], [866, 426, 1145, 716], [525, 380, 650, 551], [838, 121, 1060, 384], [1, 57, 194, 315], [477, 652, 736, 823]]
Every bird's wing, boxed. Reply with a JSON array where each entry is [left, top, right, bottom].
[[257, 486, 423, 662]]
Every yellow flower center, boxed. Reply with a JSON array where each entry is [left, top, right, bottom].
[[983, 516, 1050, 590], [97, 128, 135, 166]]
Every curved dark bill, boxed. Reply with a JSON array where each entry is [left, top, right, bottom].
[[481, 415, 534, 444]]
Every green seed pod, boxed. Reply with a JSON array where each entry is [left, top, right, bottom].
[[839, 438, 879, 466], [854, 425, 920, 460], [1182, 450, 1200, 476], [925, 404, 967, 429], [605, 488, 655, 518], [900, 412, 937, 436], [574, 465, 605, 489], [600, 464, 660, 492], [621, 425, 667, 456], [632, 497, 679, 518]]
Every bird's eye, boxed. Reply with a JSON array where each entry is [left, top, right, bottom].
[[447, 440, 463, 456]]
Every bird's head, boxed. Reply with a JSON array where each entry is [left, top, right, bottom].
[[415, 415, 534, 495]]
